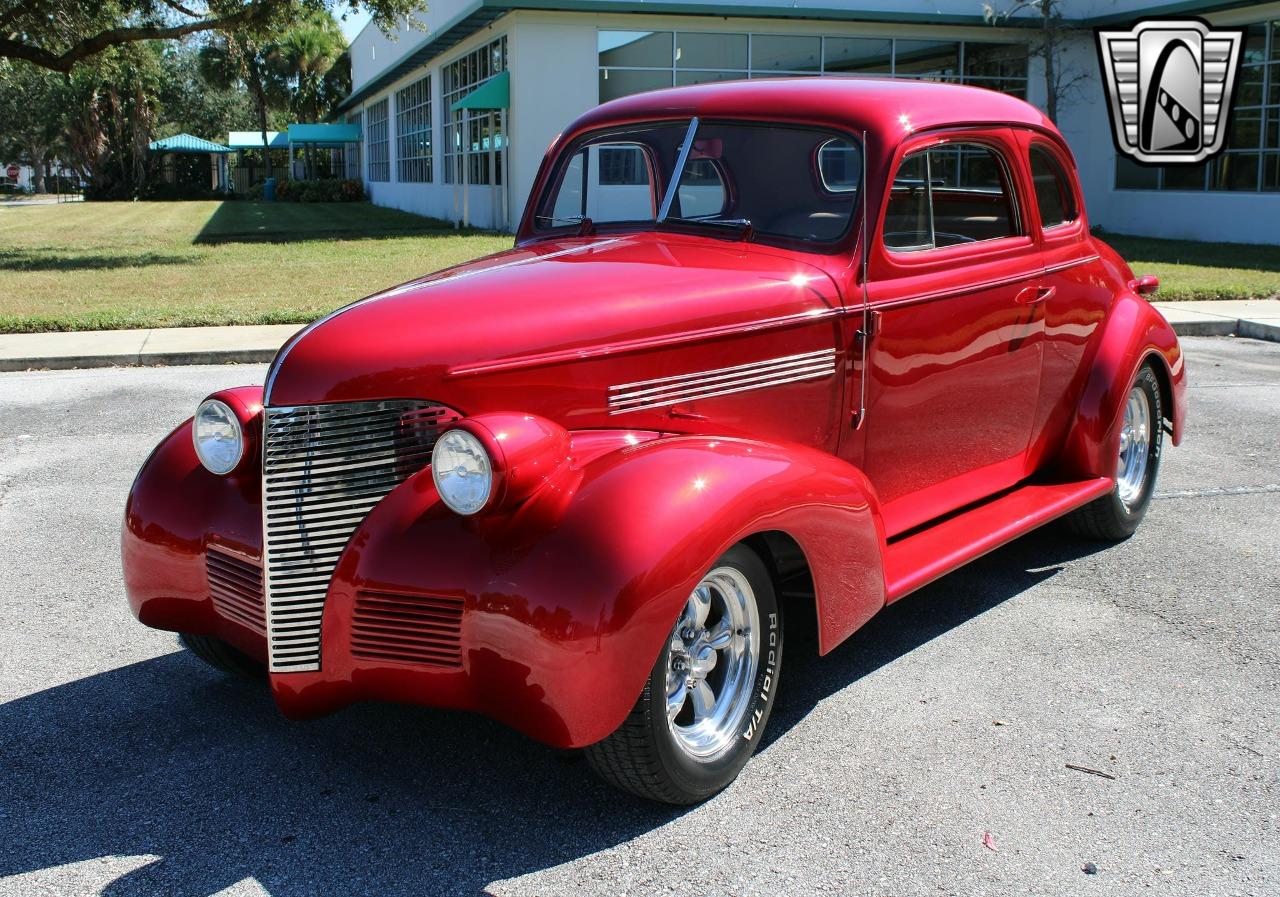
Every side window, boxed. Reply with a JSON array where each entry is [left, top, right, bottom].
[[543, 141, 656, 225], [884, 142, 1020, 252], [1029, 145, 1078, 230]]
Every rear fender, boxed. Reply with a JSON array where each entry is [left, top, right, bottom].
[[281, 435, 887, 747], [1057, 293, 1186, 480]]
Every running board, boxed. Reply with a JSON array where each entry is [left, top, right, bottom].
[[882, 477, 1114, 602]]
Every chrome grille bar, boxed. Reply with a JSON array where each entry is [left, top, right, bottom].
[[261, 400, 460, 672]]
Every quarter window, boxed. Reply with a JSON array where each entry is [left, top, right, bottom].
[[1029, 145, 1077, 229], [884, 142, 1019, 252], [542, 140, 658, 226]]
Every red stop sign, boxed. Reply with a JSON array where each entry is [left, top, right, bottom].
[[4, 164, 18, 179]]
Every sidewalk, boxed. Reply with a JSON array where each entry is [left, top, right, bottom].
[[1, 300, 1276, 373], [0, 324, 301, 372]]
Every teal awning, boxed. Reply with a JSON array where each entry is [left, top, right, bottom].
[[288, 123, 361, 146], [149, 133, 230, 154], [451, 70, 509, 112], [227, 130, 289, 150]]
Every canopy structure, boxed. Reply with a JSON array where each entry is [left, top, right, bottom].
[[149, 133, 231, 154], [227, 131, 290, 150], [148, 133, 231, 192], [287, 123, 361, 147], [451, 70, 509, 112]]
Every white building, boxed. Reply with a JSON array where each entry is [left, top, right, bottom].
[[337, 0, 1280, 243]]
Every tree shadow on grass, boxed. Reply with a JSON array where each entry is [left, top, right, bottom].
[[193, 200, 491, 246], [0, 527, 1109, 897], [0, 250, 192, 272], [1102, 232, 1280, 274]]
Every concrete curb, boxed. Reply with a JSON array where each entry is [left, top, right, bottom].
[[0, 348, 281, 373], [0, 324, 301, 373]]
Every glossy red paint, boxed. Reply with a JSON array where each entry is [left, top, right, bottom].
[[123, 79, 1186, 749]]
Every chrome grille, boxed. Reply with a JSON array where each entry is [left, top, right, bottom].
[[262, 400, 461, 672]]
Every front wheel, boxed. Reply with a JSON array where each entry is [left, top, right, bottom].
[[1065, 364, 1164, 541], [585, 544, 783, 804]]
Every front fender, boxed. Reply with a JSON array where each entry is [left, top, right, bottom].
[[276, 435, 886, 748], [1057, 294, 1187, 481]]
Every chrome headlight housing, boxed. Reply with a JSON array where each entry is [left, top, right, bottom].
[[432, 428, 494, 515], [192, 398, 246, 475]]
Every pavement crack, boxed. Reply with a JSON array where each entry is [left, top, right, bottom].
[[1153, 484, 1280, 501]]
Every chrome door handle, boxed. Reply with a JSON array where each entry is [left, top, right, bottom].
[[1016, 285, 1055, 305]]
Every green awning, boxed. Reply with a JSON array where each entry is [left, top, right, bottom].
[[149, 133, 231, 154], [451, 70, 509, 112], [288, 123, 361, 146]]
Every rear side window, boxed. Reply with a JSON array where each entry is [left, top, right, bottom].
[[884, 142, 1019, 252], [1029, 145, 1078, 229]]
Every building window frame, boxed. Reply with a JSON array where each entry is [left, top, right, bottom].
[[597, 31, 1029, 103], [396, 75, 433, 183], [442, 36, 508, 186], [366, 97, 391, 183]]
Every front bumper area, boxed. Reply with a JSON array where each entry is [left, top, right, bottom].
[[123, 420, 627, 749]]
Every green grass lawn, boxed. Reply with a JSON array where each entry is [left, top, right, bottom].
[[1101, 232, 1280, 302], [0, 201, 511, 333], [0, 202, 1274, 334]]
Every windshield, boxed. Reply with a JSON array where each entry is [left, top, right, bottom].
[[533, 119, 862, 250]]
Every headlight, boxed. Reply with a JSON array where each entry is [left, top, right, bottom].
[[193, 399, 245, 475], [432, 428, 493, 515]]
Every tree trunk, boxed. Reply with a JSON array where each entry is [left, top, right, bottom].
[[1042, 5, 1057, 123], [252, 78, 272, 181], [25, 142, 46, 193]]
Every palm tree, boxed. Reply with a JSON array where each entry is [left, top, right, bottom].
[[270, 12, 348, 123], [200, 34, 287, 180]]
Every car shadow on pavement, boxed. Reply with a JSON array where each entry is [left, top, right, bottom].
[[0, 527, 1109, 897], [760, 526, 1111, 750]]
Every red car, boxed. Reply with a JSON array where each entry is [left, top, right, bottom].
[[123, 79, 1186, 804]]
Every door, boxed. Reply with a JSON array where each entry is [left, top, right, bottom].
[[860, 130, 1047, 537]]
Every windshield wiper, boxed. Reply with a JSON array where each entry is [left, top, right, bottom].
[[534, 214, 594, 235], [661, 216, 754, 239]]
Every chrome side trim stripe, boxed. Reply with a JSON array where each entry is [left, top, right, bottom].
[[608, 349, 837, 415], [1044, 254, 1100, 275]]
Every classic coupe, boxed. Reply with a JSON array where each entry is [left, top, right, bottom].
[[123, 79, 1185, 804]]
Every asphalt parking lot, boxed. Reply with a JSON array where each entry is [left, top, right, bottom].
[[0, 335, 1276, 897]]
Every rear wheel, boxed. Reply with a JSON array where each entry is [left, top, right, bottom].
[[1065, 364, 1164, 541], [585, 544, 783, 804], [179, 632, 266, 680]]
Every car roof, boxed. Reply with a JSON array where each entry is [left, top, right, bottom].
[[570, 77, 1059, 153]]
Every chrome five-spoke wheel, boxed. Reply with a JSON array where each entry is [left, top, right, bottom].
[[1116, 383, 1152, 510], [665, 566, 761, 760], [1065, 364, 1164, 541], [584, 543, 783, 804]]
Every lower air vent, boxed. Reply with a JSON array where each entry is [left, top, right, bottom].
[[206, 547, 266, 635], [351, 590, 464, 669]]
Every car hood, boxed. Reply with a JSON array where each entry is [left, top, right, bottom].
[[265, 232, 845, 410]]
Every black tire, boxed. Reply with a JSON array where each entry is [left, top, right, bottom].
[[1065, 364, 1164, 541], [584, 544, 783, 804], [179, 632, 266, 680]]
